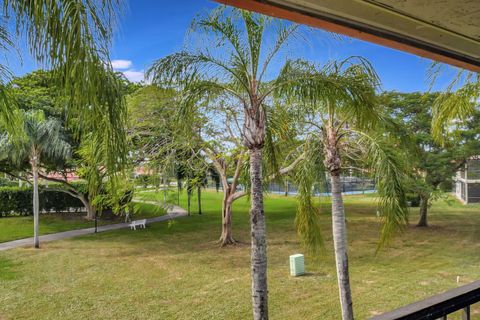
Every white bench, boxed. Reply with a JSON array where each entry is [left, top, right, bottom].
[[129, 219, 146, 230]]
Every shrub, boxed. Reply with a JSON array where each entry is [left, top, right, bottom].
[[0, 186, 84, 217], [41, 189, 84, 214], [0, 181, 135, 217], [0, 178, 20, 187]]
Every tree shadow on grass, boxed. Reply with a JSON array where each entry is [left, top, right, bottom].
[[298, 272, 328, 278]]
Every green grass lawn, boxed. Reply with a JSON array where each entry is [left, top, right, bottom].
[[0, 191, 479, 319], [0, 214, 96, 243], [0, 201, 165, 243]]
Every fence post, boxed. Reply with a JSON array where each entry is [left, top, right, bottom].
[[463, 306, 470, 320]]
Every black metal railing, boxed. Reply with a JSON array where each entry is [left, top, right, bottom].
[[370, 280, 480, 320]]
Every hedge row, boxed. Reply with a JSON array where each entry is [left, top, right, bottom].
[[0, 186, 84, 217], [0, 178, 20, 187]]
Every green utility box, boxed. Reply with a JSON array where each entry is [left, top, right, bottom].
[[289, 254, 305, 276]]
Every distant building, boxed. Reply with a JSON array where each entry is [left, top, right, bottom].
[[44, 171, 79, 182], [454, 156, 480, 204], [133, 166, 154, 177]]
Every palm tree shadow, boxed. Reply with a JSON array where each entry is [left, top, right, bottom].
[[296, 272, 327, 278]]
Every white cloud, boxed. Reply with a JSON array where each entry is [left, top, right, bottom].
[[123, 69, 144, 83], [111, 59, 144, 82], [111, 59, 132, 70]]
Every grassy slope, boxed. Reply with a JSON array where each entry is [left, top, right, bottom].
[[0, 202, 165, 243], [0, 191, 479, 319]]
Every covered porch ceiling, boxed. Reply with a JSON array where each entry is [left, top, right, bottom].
[[216, 0, 480, 72]]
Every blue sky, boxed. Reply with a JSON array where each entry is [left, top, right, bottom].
[[7, 0, 453, 92]]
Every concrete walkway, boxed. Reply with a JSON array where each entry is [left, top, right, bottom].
[[0, 203, 187, 251]]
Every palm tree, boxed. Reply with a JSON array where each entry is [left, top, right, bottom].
[[1, 0, 127, 178], [147, 7, 313, 319], [156, 88, 302, 247], [0, 110, 71, 248], [282, 57, 409, 319]]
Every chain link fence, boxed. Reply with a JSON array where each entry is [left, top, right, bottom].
[[206, 176, 375, 196]]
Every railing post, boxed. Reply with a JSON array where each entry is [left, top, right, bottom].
[[369, 280, 480, 320], [462, 306, 470, 320]]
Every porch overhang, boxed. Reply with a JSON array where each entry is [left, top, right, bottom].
[[215, 0, 480, 72]]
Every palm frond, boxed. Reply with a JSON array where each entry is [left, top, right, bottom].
[[275, 57, 380, 129], [293, 136, 325, 257], [354, 130, 409, 248], [147, 51, 248, 94], [258, 23, 301, 82], [0, 109, 71, 169], [240, 9, 265, 79], [0, 20, 22, 135], [432, 78, 480, 144], [192, 6, 249, 79], [4, 0, 127, 174], [0, 85, 22, 135], [263, 102, 298, 176]]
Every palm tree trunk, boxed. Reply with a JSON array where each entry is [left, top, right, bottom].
[[331, 172, 354, 320], [417, 194, 429, 227], [163, 173, 167, 204], [197, 186, 202, 215], [187, 187, 191, 216], [32, 162, 40, 249], [325, 124, 353, 320], [249, 148, 268, 320]]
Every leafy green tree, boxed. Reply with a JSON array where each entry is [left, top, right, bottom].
[[283, 58, 409, 320], [149, 88, 304, 246], [0, 110, 71, 248], [379, 91, 476, 226], [1, 0, 127, 179], [449, 109, 480, 159], [9, 70, 64, 119], [2, 70, 131, 220], [127, 85, 177, 169], [127, 85, 210, 215]]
